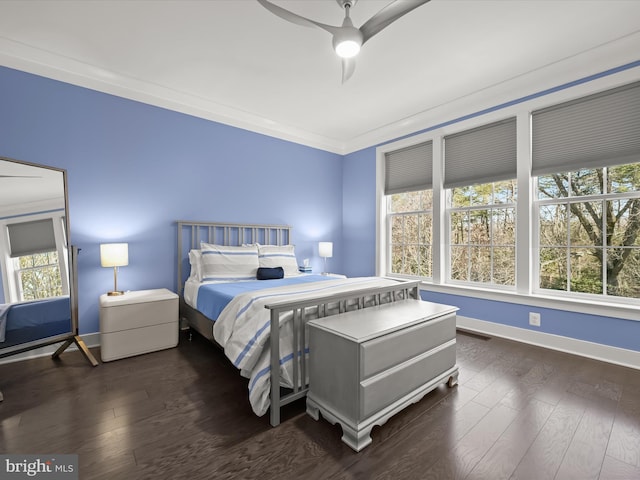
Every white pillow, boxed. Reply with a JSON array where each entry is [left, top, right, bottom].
[[188, 249, 203, 281], [200, 243, 259, 281], [258, 244, 299, 277]]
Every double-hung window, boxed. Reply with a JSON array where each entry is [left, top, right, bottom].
[[444, 118, 518, 287], [389, 190, 433, 277], [533, 81, 640, 301], [3, 216, 68, 302], [384, 141, 433, 279], [13, 251, 63, 301], [448, 181, 517, 285], [536, 165, 640, 298]]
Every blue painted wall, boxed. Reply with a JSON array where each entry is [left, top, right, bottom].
[[342, 146, 377, 277], [421, 291, 640, 352], [0, 66, 343, 334]]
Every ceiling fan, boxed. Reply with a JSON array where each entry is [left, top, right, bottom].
[[257, 0, 431, 83]]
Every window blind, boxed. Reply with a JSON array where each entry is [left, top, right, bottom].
[[444, 117, 517, 189], [532, 81, 640, 176], [8, 218, 57, 258], [384, 140, 433, 195]]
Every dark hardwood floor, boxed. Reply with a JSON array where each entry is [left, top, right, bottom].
[[1, 330, 640, 479]]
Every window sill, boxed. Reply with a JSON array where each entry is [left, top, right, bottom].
[[386, 276, 640, 322]]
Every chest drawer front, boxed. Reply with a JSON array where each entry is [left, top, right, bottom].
[[360, 340, 456, 419], [360, 313, 455, 379]]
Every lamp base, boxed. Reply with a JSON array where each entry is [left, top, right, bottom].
[[107, 290, 125, 296]]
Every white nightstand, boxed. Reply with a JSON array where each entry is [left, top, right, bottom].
[[99, 288, 179, 362]]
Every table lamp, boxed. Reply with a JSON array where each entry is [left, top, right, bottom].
[[319, 241, 333, 275], [100, 243, 128, 295]]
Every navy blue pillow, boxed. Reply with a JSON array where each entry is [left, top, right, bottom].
[[257, 266, 284, 280]]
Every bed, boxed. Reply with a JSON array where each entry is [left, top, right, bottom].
[[177, 221, 422, 426], [0, 296, 71, 348]]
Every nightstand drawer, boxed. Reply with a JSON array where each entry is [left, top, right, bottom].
[[360, 312, 456, 378], [101, 322, 178, 362], [100, 297, 177, 333]]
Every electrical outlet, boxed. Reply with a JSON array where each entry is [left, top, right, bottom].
[[529, 312, 541, 327]]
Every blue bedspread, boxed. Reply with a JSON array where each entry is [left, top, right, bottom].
[[196, 275, 334, 321], [6, 296, 70, 330], [1, 296, 71, 346]]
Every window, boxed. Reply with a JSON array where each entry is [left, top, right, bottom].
[[444, 118, 517, 288], [449, 181, 517, 286], [1, 215, 69, 303], [536, 163, 640, 299], [532, 80, 640, 302], [383, 140, 433, 278], [388, 189, 433, 278], [13, 251, 63, 301]]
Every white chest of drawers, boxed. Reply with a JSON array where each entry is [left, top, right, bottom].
[[306, 299, 458, 451]]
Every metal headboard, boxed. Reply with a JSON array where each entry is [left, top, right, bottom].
[[176, 221, 292, 295]]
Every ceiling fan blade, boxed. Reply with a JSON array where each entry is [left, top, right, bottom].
[[360, 0, 431, 44], [257, 0, 340, 35], [341, 57, 356, 84], [0, 175, 40, 178]]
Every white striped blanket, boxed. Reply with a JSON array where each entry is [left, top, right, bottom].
[[213, 276, 401, 416]]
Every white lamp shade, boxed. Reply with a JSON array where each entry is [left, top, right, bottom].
[[100, 243, 129, 267], [318, 242, 333, 258]]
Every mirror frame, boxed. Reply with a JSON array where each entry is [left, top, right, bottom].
[[0, 156, 78, 359]]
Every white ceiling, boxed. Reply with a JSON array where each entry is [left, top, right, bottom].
[[0, 0, 639, 154], [0, 159, 65, 211]]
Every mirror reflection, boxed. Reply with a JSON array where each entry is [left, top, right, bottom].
[[0, 157, 73, 355]]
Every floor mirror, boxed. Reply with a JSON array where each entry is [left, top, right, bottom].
[[0, 157, 97, 401]]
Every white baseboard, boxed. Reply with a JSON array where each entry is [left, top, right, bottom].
[[457, 316, 640, 370], [0, 332, 100, 365]]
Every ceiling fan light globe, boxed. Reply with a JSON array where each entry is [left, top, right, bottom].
[[332, 26, 363, 58], [335, 40, 360, 58]]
